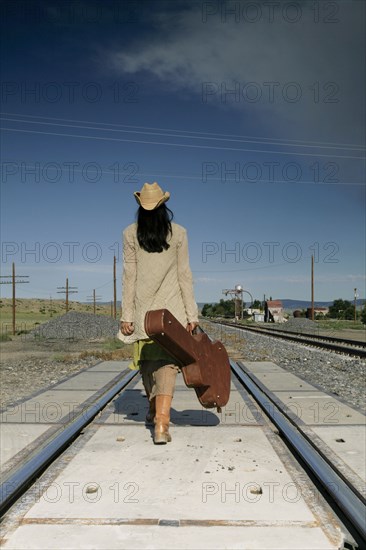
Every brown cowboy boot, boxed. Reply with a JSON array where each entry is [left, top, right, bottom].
[[154, 395, 172, 444], [145, 396, 156, 425]]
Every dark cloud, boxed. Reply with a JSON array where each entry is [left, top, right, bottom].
[[104, 1, 365, 144]]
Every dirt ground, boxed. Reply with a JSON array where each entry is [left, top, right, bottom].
[[317, 328, 366, 342], [0, 336, 133, 408], [0, 335, 118, 362]]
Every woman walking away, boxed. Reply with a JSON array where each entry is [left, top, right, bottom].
[[118, 182, 199, 444]]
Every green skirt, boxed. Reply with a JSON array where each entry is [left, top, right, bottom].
[[128, 339, 177, 370]]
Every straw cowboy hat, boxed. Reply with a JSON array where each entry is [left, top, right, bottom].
[[134, 182, 170, 210]]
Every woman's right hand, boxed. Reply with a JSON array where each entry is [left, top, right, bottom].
[[120, 321, 134, 335], [186, 321, 199, 334]]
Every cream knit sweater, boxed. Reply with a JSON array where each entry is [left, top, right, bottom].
[[117, 222, 199, 344]]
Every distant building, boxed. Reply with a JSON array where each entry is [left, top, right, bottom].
[[253, 312, 265, 322], [264, 300, 285, 323], [246, 308, 261, 316], [306, 307, 329, 318]]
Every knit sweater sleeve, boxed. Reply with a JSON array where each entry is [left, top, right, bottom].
[[177, 228, 199, 323], [120, 227, 137, 322]]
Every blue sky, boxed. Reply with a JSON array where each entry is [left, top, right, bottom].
[[1, 0, 365, 305]]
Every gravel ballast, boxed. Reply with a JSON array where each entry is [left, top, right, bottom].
[[1, 312, 124, 408], [202, 320, 366, 413], [0, 356, 102, 409], [27, 311, 120, 340]]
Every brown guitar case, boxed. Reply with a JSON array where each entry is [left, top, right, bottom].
[[144, 309, 231, 411]]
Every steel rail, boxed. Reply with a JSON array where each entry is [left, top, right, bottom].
[[231, 360, 366, 543], [0, 369, 138, 516], [212, 320, 366, 358], [215, 318, 366, 346], [251, 328, 366, 348]]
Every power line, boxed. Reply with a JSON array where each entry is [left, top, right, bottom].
[[0, 278, 114, 297], [3, 127, 364, 160], [1, 115, 364, 152], [1, 111, 364, 149], [3, 162, 364, 186]]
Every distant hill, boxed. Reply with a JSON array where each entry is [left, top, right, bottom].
[[280, 299, 364, 310], [279, 299, 332, 310]]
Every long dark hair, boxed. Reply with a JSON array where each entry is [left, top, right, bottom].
[[136, 203, 174, 252]]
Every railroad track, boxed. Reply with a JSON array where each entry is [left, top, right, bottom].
[[231, 361, 366, 547], [1, 349, 365, 548], [0, 367, 138, 516], [210, 319, 366, 358]]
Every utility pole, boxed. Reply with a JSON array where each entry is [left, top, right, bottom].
[[311, 255, 314, 321], [0, 263, 30, 335], [113, 255, 117, 319], [86, 289, 102, 315], [354, 288, 358, 323], [57, 277, 78, 312]]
